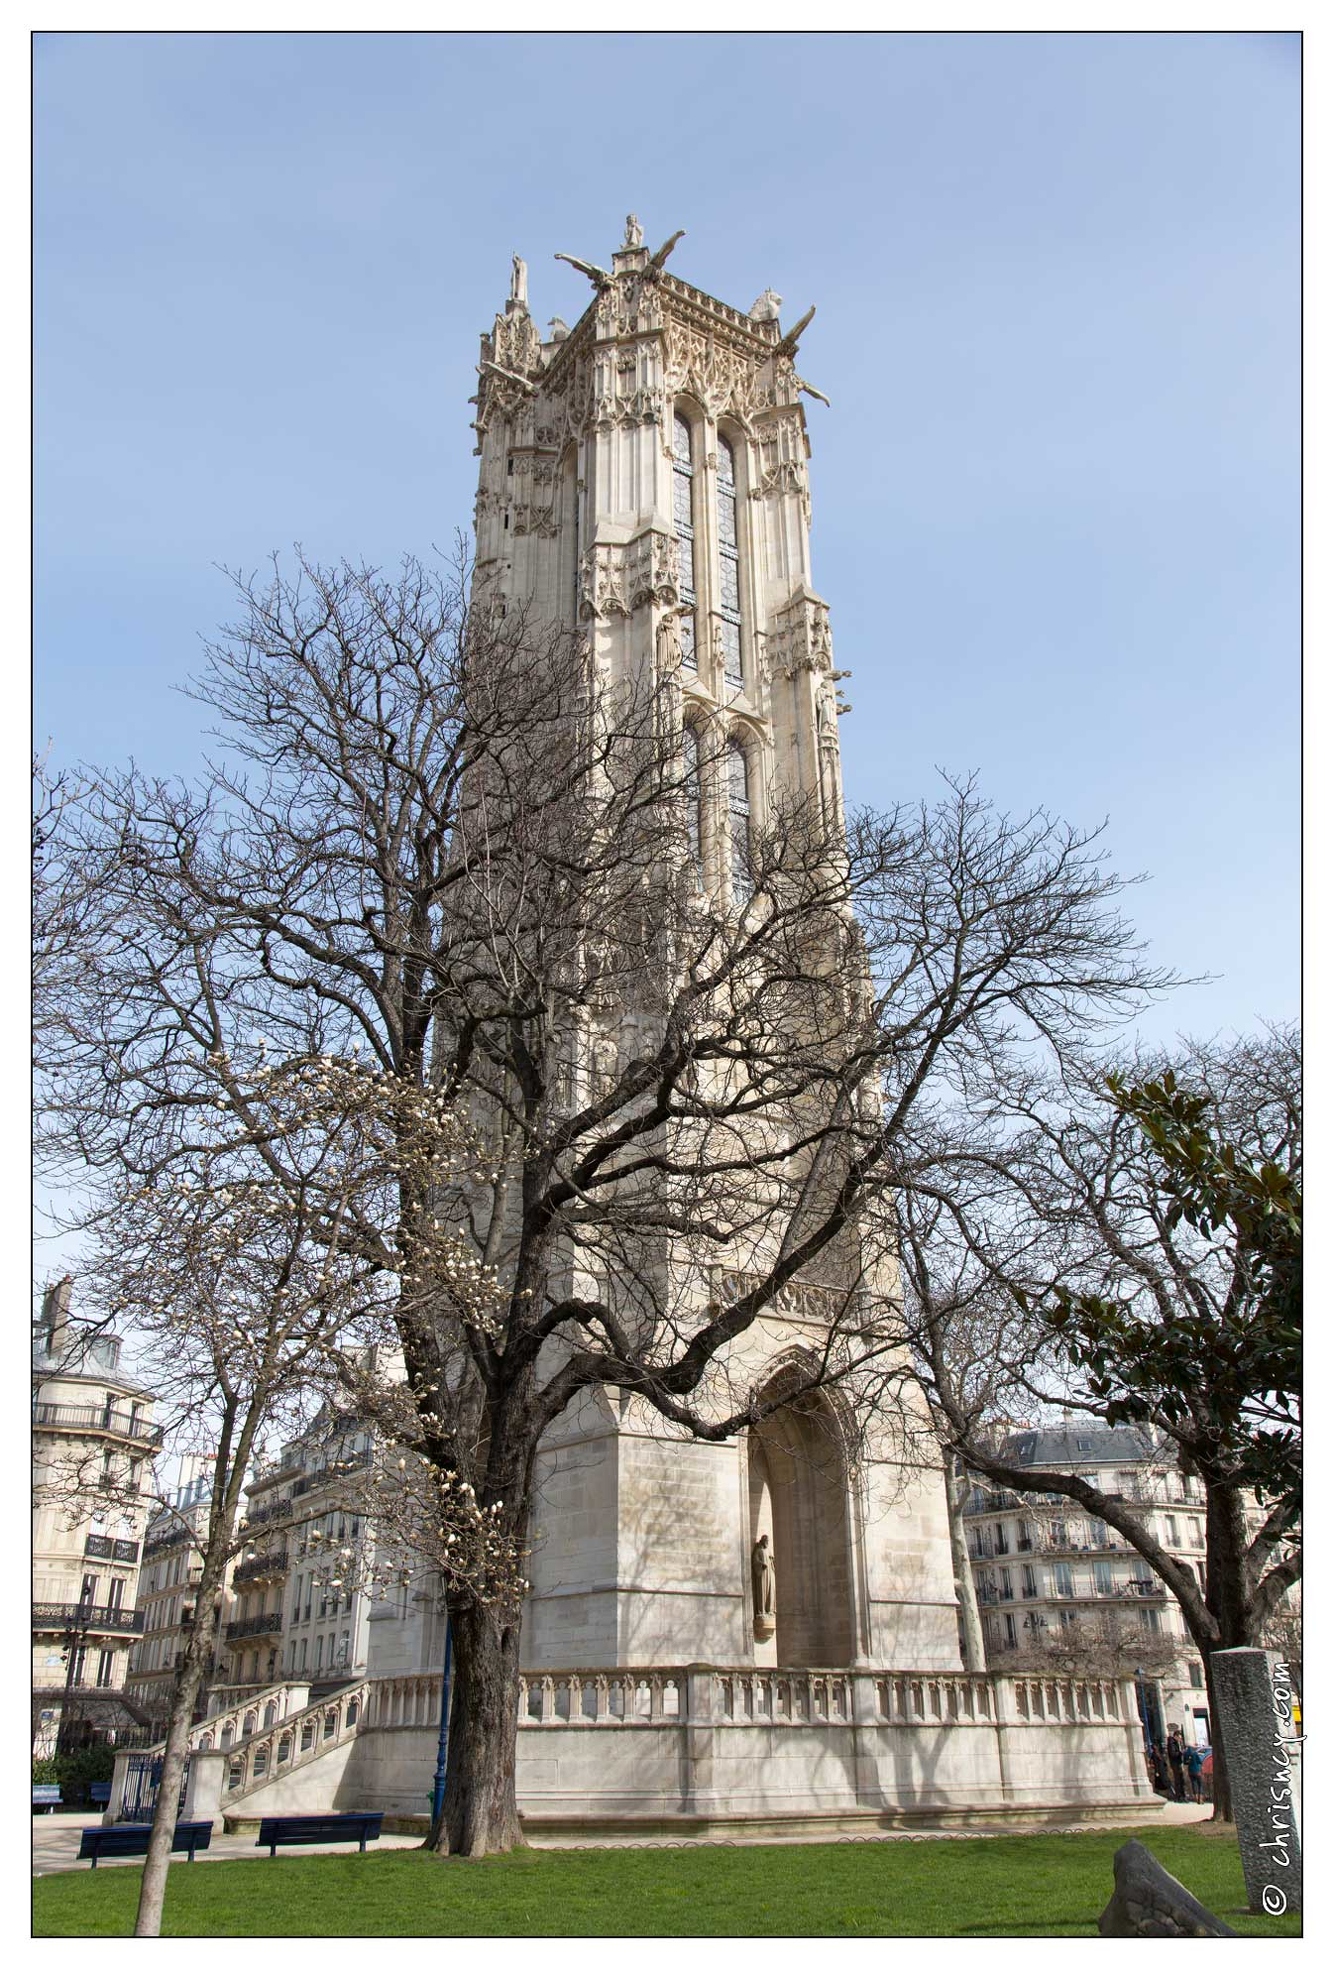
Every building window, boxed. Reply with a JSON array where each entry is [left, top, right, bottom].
[[1093, 1561, 1113, 1596], [1166, 1515, 1179, 1546], [69, 1646, 87, 1687], [994, 1523, 1010, 1555], [726, 738, 752, 903], [1021, 1564, 1037, 1599], [1140, 1608, 1161, 1634], [96, 1649, 115, 1688], [682, 724, 702, 870], [716, 435, 742, 684], [672, 413, 696, 668], [1087, 1519, 1107, 1547], [1003, 1613, 1017, 1648], [1052, 1562, 1074, 1598]]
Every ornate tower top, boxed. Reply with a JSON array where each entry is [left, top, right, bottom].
[[470, 221, 848, 858]]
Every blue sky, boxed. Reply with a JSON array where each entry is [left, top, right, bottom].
[[34, 30, 1299, 1047]]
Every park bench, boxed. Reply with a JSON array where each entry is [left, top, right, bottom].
[[88, 1782, 112, 1808], [256, 1812, 383, 1857], [32, 1785, 62, 1813], [78, 1821, 214, 1868]]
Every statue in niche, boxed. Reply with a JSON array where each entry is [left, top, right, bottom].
[[751, 1533, 777, 1639], [510, 255, 528, 308], [656, 609, 683, 673]]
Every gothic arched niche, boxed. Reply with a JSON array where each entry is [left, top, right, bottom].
[[747, 1376, 854, 1667]]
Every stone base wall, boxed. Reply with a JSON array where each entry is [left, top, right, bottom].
[[219, 1665, 1157, 1831]]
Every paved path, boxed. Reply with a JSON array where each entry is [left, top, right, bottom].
[[32, 1813, 426, 1878], [34, 1801, 1213, 1875]]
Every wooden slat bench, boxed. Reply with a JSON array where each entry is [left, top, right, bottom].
[[32, 1785, 62, 1813], [78, 1821, 214, 1868], [256, 1812, 384, 1857]]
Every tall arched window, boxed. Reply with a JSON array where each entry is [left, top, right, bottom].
[[672, 413, 697, 669], [726, 737, 752, 903], [716, 436, 743, 685], [682, 723, 702, 873]]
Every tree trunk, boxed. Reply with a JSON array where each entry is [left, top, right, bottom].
[[429, 1594, 526, 1856], [133, 1624, 212, 1936], [944, 1458, 988, 1671], [1198, 1477, 1260, 1825], [1202, 1648, 1232, 1823]]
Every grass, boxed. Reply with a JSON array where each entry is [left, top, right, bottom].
[[32, 1824, 1301, 1937]]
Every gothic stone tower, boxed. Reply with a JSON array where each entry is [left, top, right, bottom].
[[464, 218, 962, 1677]]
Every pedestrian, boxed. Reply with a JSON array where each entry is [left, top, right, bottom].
[[1184, 1741, 1204, 1803], [1166, 1727, 1186, 1801], [1148, 1740, 1170, 1794]]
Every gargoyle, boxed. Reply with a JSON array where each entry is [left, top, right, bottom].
[[554, 252, 613, 292]]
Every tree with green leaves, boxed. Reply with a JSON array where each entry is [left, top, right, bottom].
[[904, 1028, 1301, 1820]]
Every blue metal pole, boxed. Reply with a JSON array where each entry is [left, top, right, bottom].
[[430, 1612, 453, 1825]]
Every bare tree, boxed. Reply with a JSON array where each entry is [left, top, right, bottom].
[[41, 552, 1166, 1857]]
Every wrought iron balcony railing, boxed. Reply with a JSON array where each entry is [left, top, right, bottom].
[[84, 1535, 140, 1563], [223, 1612, 284, 1643], [32, 1600, 146, 1635], [233, 1550, 290, 1585], [34, 1402, 163, 1446]]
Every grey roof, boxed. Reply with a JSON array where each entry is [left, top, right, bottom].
[[1002, 1424, 1165, 1469]]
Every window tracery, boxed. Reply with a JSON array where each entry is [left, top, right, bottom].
[[726, 736, 752, 903], [682, 723, 702, 872], [672, 412, 696, 669], [716, 436, 743, 685]]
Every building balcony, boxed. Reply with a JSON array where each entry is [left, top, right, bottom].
[[33, 1402, 163, 1448], [143, 1524, 193, 1559], [1042, 1579, 1167, 1604], [32, 1601, 146, 1636], [240, 1497, 293, 1532], [290, 1448, 373, 1498], [84, 1535, 140, 1564], [223, 1612, 284, 1644], [233, 1550, 290, 1585]]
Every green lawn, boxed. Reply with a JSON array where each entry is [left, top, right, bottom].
[[32, 1825, 1300, 1938]]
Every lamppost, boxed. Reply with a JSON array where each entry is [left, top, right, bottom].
[[430, 1604, 454, 1827]]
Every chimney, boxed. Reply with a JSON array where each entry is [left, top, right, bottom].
[[42, 1275, 73, 1353]]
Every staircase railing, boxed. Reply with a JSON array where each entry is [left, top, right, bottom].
[[221, 1680, 370, 1802]]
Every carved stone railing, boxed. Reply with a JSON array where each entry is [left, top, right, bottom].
[[517, 1669, 689, 1725], [186, 1679, 312, 1753], [496, 1666, 1126, 1730], [1008, 1675, 1124, 1724]]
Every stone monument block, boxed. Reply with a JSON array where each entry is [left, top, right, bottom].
[[1210, 1647, 1301, 1916]]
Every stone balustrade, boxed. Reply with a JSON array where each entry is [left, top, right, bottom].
[[217, 1681, 369, 1800], [187, 1679, 313, 1753], [497, 1665, 1122, 1730]]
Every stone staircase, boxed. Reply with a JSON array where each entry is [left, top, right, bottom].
[[216, 1679, 370, 1806]]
